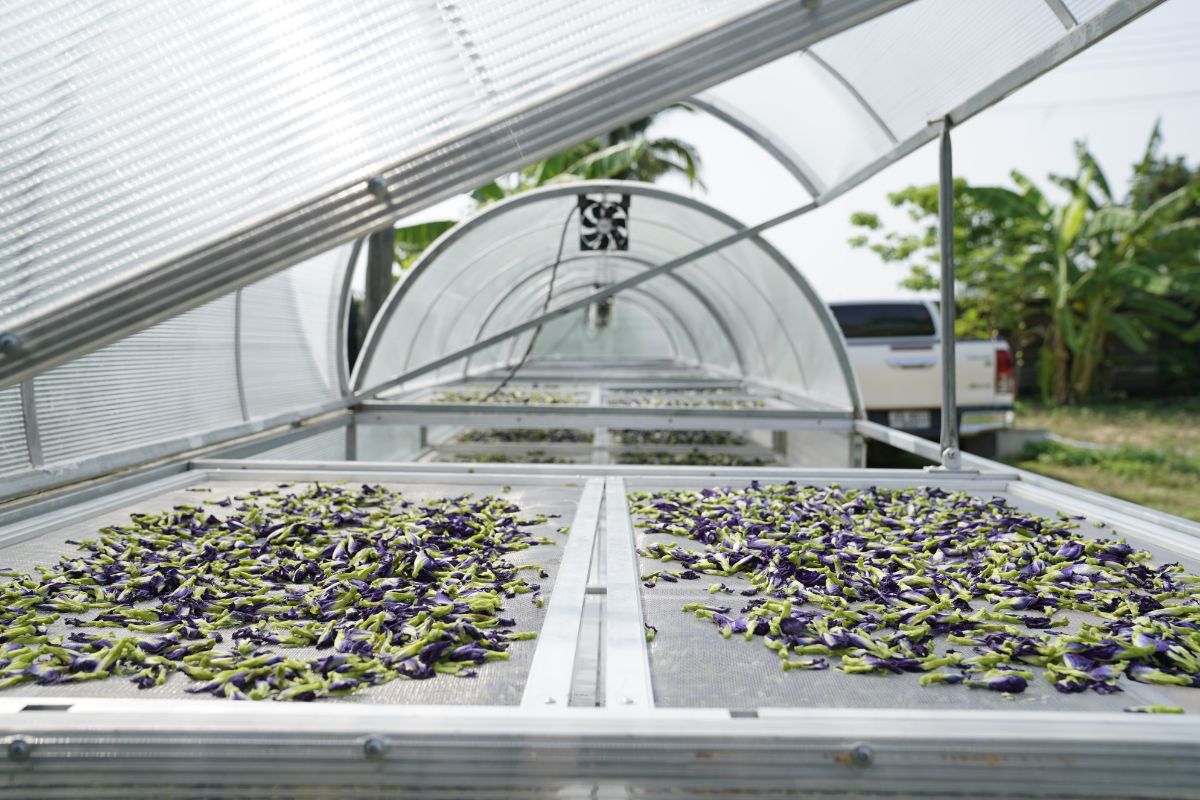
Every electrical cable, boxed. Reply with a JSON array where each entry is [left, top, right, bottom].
[[478, 203, 578, 402]]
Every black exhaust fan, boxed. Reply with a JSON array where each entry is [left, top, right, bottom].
[[578, 194, 630, 251]]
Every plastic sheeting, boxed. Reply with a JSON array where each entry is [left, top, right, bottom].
[[0, 244, 353, 499], [354, 183, 859, 412]]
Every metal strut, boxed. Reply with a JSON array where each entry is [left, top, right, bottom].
[[938, 117, 961, 470]]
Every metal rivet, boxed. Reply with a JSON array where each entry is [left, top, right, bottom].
[[941, 447, 962, 470], [0, 333, 21, 354], [8, 738, 30, 761], [544, 696, 557, 705], [366, 176, 390, 203], [621, 697, 635, 705], [850, 743, 874, 767], [363, 736, 386, 760]]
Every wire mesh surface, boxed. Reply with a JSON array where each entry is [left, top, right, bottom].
[[630, 478, 1200, 713], [0, 478, 578, 706]]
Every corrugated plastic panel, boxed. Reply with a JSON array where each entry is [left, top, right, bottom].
[[243, 427, 348, 462], [32, 298, 242, 466], [689, 0, 1152, 202], [2, 0, 838, 389], [695, 52, 895, 193], [240, 244, 348, 419], [0, 387, 30, 476], [1066, 0, 1121, 22], [811, 0, 1063, 149]]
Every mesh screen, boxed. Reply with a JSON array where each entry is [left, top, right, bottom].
[[0, 479, 577, 705], [631, 481, 1200, 713]]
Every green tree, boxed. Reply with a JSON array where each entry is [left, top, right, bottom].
[[391, 112, 702, 269], [850, 125, 1200, 404]]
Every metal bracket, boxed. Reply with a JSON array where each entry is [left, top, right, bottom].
[[602, 477, 654, 708], [520, 478, 604, 708]]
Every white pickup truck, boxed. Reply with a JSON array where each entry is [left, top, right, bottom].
[[828, 300, 1015, 437]]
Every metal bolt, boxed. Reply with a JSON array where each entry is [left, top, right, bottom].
[[941, 447, 962, 470], [366, 176, 391, 204], [850, 743, 874, 767], [363, 736, 386, 760], [0, 332, 21, 354], [544, 696, 557, 705], [7, 738, 30, 761], [621, 697, 635, 705]]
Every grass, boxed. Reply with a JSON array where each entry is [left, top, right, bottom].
[[1010, 399, 1200, 522], [1015, 398, 1200, 453]]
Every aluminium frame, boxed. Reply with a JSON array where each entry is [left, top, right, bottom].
[[1, 458, 1199, 798]]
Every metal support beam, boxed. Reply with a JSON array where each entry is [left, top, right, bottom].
[[356, 402, 853, 432], [520, 478, 604, 708], [363, 229, 394, 330], [937, 118, 961, 470], [603, 477, 654, 707], [805, 50, 899, 144], [1043, 0, 1079, 29], [233, 289, 250, 422], [685, 96, 825, 197], [356, 200, 818, 400], [17, 380, 42, 468]]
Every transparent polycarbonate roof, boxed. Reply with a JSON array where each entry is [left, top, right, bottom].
[[692, 0, 1155, 202], [354, 183, 860, 412], [0, 0, 1158, 391]]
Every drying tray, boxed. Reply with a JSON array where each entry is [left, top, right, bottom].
[[0, 460, 1197, 799]]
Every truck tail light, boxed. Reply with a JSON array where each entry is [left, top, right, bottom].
[[995, 348, 1016, 395]]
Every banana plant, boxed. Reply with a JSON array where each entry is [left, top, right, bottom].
[[1068, 179, 1200, 398], [851, 125, 1200, 404]]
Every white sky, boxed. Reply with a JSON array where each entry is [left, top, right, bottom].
[[397, 0, 1200, 303]]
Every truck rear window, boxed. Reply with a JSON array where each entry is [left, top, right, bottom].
[[830, 303, 935, 338]]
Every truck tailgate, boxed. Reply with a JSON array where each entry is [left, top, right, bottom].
[[847, 341, 940, 410], [956, 341, 1001, 406], [847, 340, 1005, 411]]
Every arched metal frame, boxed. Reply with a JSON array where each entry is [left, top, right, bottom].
[[474, 282, 700, 371], [461, 253, 748, 376], [353, 182, 864, 416], [684, 96, 824, 199], [372, 216, 751, 384]]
